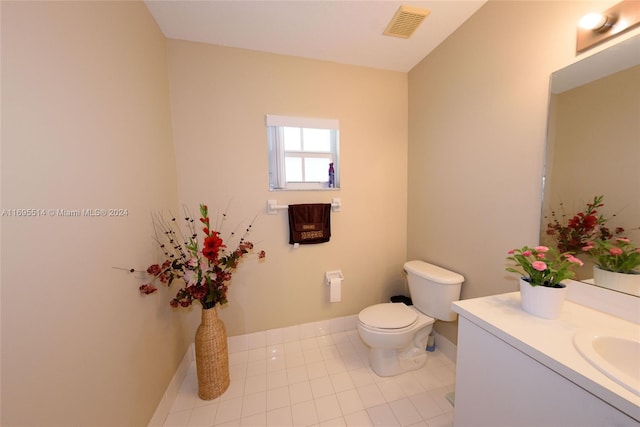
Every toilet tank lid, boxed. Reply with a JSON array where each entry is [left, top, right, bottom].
[[404, 260, 464, 284]]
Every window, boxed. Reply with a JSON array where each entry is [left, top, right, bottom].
[[267, 115, 339, 190]]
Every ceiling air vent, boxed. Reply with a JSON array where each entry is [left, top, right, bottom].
[[383, 5, 431, 39]]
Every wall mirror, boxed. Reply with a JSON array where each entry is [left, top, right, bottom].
[[540, 33, 640, 296]]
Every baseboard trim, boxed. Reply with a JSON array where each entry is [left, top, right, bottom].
[[433, 330, 457, 364], [147, 345, 194, 427]]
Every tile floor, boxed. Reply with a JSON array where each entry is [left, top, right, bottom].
[[163, 322, 456, 427]]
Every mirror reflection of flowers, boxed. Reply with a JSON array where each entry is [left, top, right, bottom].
[[582, 238, 640, 274], [544, 195, 623, 253], [506, 245, 584, 287], [139, 204, 266, 309]]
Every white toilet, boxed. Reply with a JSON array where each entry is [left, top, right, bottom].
[[357, 260, 464, 377]]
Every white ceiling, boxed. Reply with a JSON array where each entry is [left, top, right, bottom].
[[144, 0, 487, 72]]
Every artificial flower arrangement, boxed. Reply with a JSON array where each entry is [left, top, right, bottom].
[[582, 237, 640, 274], [506, 245, 584, 287], [544, 195, 623, 253], [138, 204, 266, 309]]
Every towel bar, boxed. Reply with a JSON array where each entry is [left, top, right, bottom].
[[267, 198, 341, 215]]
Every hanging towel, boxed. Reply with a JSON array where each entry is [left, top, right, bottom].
[[288, 203, 331, 245]]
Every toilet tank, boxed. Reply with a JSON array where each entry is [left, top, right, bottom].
[[403, 260, 464, 321]]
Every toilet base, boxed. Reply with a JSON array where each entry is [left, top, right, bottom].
[[368, 346, 428, 377]]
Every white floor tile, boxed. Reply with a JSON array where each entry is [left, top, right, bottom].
[[289, 381, 313, 404], [241, 391, 266, 418], [366, 403, 400, 427], [424, 411, 454, 427], [266, 406, 292, 427], [214, 396, 243, 425], [286, 365, 309, 384], [304, 348, 325, 364], [266, 370, 288, 390], [230, 363, 248, 381], [307, 360, 329, 379], [344, 410, 373, 427], [267, 343, 285, 358], [389, 398, 422, 427], [320, 416, 347, 427], [428, 385, 455, 414], [265, 356, 286, 373], [285, 351, 306, 368], [357, 384, 386, 409], [240, 412, 266, 427], [301, 336, 320, 350], [164, 409, 191, 427], [284, 340, 303, 354], [310, 376, 335, 399], [408, 392, 445, 420], [188, 403, 218, 427], [330, 372, 355, 393], [336, 389, 365, 415], [266, 385, 290, 411], [291, 400, 319, 426], [377, 378, 406, 403], [246, 360, 267, 377], [244, 374, 267, 395], [219, 378, 245, 401], [314, 394, 343, 422], [394, 372, 426, 396], [162, 326, 456, 427], [348, 368, 375, 388]]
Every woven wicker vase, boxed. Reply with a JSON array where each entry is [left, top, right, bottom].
[[195, 306, 230, 400]]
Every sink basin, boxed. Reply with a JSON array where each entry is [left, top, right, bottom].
[[574, 330, 640, 396]]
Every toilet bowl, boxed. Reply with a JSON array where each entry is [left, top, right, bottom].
[[357, 260, 464, 377], [357, 302, 434, 377]]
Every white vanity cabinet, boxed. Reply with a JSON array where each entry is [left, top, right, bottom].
[[452, 292, 640, 427]]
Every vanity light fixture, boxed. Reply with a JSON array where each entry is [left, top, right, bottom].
[[577, 0, 640, 52], [578, 13, 615, 32]]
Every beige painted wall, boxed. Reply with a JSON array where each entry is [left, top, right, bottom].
[[166, 40, 409, 337], [1, 2, 186, 425], [407, 1, 637, 343]]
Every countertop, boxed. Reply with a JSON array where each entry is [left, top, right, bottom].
[[453, 292, 640, 421]]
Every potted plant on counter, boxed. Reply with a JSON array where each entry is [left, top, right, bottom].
[[506, 245, 583, 319], [582, 237, 640, 295]]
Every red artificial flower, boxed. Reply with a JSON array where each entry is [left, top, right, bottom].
[[147, 264, 162, 276], [202, 232, 225, 263], [139, 284, 157, 294]]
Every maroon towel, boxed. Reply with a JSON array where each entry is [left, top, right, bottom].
[[288, 204, 331, 244]]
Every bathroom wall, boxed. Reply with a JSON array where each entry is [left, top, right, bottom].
[[1, 2, 187, 425], [166, 40, 409, 337], [407, 0, 637, 343]]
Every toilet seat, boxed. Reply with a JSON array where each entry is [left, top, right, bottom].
[[358, 303, 419, 330]]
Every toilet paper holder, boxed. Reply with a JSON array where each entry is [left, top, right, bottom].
[[324, 270, 344, 284]]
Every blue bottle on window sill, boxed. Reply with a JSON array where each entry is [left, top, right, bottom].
[[328, 163, 335, 188]]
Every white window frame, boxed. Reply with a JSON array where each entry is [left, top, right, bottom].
[[266, 115, 340, 191]]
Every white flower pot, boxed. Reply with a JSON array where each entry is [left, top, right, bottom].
[[593, 266, 640, 296], [519, 278, 567, 319]]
